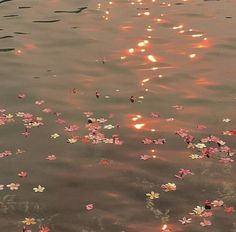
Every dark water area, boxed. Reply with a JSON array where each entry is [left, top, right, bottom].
[[0, 0, 236, 231]]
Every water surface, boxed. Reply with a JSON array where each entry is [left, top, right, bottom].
[[0, 0, 236, 231]]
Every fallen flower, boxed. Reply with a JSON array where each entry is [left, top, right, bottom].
[[86, 203, 94, 210], [222, 118, 231, 123], [200, 219, 212, 227], [192, 206, 205, 216], [161, 183, 176, 192], [146, 191, 160, 199], [22, 218, 36, 225], [201, 211, 213, 217], [18, 171, 28, 178], [189, 154, 203, 159], [151, 112, 160, 118], [67, 137, 78, 144], [172, 105, 184, 110], [175, 169, 194, 179], [224, 206, 235, 213], [197, 124, 207, 130], [55, 118, 66, 125], [104, 124, 115, 129], [219, 157, 234, 164], [65, 124, 79, 132], [140, 154, 151, 160], [46, 155, 57, 161], [100, 159, 111, 165], [35, 100, 45, 105], [7, 183, 20, 190], [33, 185, 45, 193], [42, 108, 52, 113], [18, 93, 26, 99], [39, 226, 50, 232], [50, 133, 60, 139], [223, 130, 236, 136], [22, 226, 32, 232], [211, 200, 224, 207], [195, 143, 206, 149], [179, 217, 192, 225]]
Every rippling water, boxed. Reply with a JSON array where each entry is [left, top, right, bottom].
[[0, 0, 236, 231]]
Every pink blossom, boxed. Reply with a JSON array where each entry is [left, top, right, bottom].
[[65, 124, 79, 132], [219, 157, 234, 164], [86, 204, 94, 210]]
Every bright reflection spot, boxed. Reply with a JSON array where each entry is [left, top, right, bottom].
[[142, 78, 150, 83], [147, 55, 158, 62], [173, 25, 183, 30], [138, 42, 145, 47], [144, 11, 150, 16], [128, 48, 134, 54], [132, 115, 142, 121], [151, 129, 156, 132], [189, 53, 196, 59], [134, 123, 145, 129], [15, 49, 23, 55], [151, 67, 158, 70], [137, 40, 148, 47], [162, 224, 167, 230], [192, 34, 203, 38], [120, 56, 126, 60]]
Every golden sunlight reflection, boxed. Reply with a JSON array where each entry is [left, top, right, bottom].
[[192, 33, 203, 38], [189, 53, 196, 59], [128, 48, 135, 54], [142, 78, 150, 83], [147, 55, 158, 62], [173, 25, 183, 30], [134, 123, 145, 129], [132, 115, 142, 121], [161, 224, 172, 232], [162, 224, 168, 230]]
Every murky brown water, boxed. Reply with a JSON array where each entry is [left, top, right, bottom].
[[0, 0, 236, 231]]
